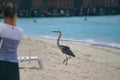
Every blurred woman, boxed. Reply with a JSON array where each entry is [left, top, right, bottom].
[[0, 2, 23, 80]]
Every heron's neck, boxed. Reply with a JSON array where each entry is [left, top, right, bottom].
[[57, 33, 61, 47]]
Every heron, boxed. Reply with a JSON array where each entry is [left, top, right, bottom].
[[52, 31, 75, 65]]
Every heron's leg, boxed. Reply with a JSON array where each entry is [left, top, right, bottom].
[[68, 56, 71, 60], [65, 55, 68, 65], [63, 55, 71, 65], [63, 55, 68, 65], [66, 56, 71, 65]]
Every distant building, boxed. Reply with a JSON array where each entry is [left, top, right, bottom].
[[42, 0, 74, 10], [105, 0, 119, 7], [0, 0, 120, 10], [82, 0, 120, 8], [0, 0, 120, 17], [18, 0, 32, 10], [32, 0, 43, 9]]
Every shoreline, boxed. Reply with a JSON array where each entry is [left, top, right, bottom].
[[23, 35, 120, 50], [19, 36, 120, 57]]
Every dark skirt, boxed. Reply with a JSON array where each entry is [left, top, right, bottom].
[[0, 60, 19, 80]]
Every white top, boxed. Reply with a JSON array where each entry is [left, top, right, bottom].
[[0, 23, 23, 63]]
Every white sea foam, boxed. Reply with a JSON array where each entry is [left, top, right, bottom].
[[42, 36, 120, 49], [84, 39, 120, 49], [42, 36, 57, 39]]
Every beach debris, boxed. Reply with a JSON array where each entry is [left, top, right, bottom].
[[18, 56, 44, 69]]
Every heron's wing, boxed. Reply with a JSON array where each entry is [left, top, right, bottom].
[[60, 45, 69, 49], [60, 45, 75, 57]]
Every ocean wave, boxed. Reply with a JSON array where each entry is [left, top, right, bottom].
[[42, 36, 120, 49], [84, 39, 120, 49]]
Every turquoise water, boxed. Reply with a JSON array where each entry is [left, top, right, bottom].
[[0, 16, 120, 49]]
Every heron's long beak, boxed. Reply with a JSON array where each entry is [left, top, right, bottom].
[[52, 31, 57, 33], [52, 31, 60, 33]]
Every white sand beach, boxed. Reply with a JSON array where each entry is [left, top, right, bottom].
[[18, 36, 120, 80]]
